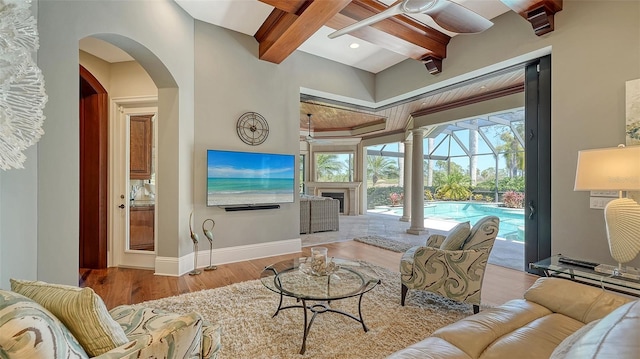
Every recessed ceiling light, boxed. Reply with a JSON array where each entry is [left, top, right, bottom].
[[349, 43, 360, 49]]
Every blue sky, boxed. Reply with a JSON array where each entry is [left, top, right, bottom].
[[207, 150, 295, 179]]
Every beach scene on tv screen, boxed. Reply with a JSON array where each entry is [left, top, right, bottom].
[[207, 150, 295, 206]]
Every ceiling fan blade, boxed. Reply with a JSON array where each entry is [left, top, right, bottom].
[[423, 0, 493, 33], [328, 3, 404, 39]]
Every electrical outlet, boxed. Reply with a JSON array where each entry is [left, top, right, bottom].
[[589, 197, 616, 209]]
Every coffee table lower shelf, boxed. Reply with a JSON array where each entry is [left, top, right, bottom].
[[261, 258, 380, 354], [271, 292, 373, 354]]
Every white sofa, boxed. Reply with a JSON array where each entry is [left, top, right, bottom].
[[388, 277, 638, 359]]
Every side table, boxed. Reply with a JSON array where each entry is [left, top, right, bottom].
[[530, 255, 640, 297]]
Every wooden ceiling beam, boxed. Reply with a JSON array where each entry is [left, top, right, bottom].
[[259, 0, 310, 14], [255, 0, 351, 64], [500, 0, 563, 36]]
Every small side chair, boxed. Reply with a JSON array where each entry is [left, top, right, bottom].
[[400, 216, 500, 314]]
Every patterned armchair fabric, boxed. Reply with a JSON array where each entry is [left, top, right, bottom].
[[400, 216, 500, 313], [107, 305, 221, 359]]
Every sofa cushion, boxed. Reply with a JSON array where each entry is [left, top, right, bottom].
[[440, 221, 471, 250], [524, 277, 632, 323], [478, 313, 583, 359], [386, 336, 472, 359], [0, 290, 88, 359], [549, 319, 599, 359], [10, 279, 129, 357], [431, 299, 552, 359], [558, 300, 640, 359]]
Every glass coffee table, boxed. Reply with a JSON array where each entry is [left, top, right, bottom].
[[260, 257, 380, 354]]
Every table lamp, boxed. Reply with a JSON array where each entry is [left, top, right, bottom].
[[574, 145, 640, 279]]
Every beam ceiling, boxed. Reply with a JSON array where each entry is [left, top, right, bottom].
[[256, 0, 561, 74]]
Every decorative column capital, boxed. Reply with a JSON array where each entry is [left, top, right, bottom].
[[411, 128, 426, 138]]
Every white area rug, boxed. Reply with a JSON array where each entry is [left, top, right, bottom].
[[353, 235, 415, 252], [141, 262, 474, 358]]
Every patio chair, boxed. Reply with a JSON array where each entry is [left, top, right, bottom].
[[400, 216, 500, 314]]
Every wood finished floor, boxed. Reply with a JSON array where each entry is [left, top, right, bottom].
[[80, 240, 539, 310]]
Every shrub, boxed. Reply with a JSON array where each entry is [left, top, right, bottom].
[[436, 183, 471, 201], [424, 189, 435, 201], [389, 192, 402, 206], [502, 191, 524, 208], [367, 186, 404, 209]]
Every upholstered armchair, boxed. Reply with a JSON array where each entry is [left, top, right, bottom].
[[400, 216, 500, 314]]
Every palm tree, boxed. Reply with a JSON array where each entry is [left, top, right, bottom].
[[497, 129, 524, 178], [315, 154, 343, 181], [436, 171, 471, 200], [367, 155, 398, 186]]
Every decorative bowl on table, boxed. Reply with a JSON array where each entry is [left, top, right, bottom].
[[299, 257, 339, 276]]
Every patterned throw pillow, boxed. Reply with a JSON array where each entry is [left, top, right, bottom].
[[0, 290, 88, 359], [440, 221, 471, 250], [10, 279, 129, 357]]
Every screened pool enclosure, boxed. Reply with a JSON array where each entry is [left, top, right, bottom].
[[366, 107, 526, 222]]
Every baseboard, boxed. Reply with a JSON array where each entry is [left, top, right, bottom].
[[154, 238, 302, 276]]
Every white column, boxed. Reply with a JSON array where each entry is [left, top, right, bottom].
[[407, 129, 427, 235], [470, 119, 478, 186], [427, 138, 434, 187], [400, 139, 412, 222]]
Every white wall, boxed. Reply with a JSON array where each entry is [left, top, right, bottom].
[[192, 21, 375, 249], [33, 0, 194, 285], [0, 2, 39, 289]]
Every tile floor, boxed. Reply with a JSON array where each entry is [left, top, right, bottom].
[[301, 212, 525, 271]]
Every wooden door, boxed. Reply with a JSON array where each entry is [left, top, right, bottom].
[[79, 65, 108, 269]]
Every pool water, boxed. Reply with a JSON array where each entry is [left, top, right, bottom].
[[373, 202, 525, 242]]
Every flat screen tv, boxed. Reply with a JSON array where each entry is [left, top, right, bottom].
[[207, 149, 295, 207]]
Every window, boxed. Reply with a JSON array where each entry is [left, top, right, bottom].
[[314, 152, 354, 182]]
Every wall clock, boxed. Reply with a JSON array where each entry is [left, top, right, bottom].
[[236, 112, 269, 146]]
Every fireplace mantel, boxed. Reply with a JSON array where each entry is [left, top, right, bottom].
[[305, 182, 361, 215]]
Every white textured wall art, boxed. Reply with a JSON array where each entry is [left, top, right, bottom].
[[0, 0, 47, 170]]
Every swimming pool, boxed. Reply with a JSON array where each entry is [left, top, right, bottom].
[[371, 201, 525, 242]]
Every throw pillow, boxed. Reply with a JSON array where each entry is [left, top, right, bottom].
[[0, 289, 88, 359], [440, 221, 471, 250], [10, 279, 129, 357]]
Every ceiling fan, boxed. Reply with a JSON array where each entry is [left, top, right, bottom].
[[328, 0, 493, 39], [305, 113, 316, 143], [304, 113, 333, 144]]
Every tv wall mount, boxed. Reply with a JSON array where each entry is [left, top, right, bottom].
[[236, 112, 269, 146]]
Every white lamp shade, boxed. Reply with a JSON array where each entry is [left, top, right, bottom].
[[574, 146, 640, 191]]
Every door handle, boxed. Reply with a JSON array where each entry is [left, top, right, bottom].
[[118, 204, 125, 209], [528, 201, 535, 219]]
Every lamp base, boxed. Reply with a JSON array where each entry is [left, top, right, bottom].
[[594, 264, 640, 280]]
